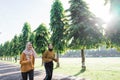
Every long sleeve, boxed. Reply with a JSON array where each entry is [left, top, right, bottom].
[[20, 53, 30, 65], [20, 53, 35, 72], [52, 53, 58, 62], [42, 51, 52, 63], [31, 54, 35, 68]]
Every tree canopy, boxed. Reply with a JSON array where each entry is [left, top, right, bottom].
[[34, 23, 49, 54], [50, 0, 66, 53], [67, 0, 104, 50], [105, 0, 120, 50]]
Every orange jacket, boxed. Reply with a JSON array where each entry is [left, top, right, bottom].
[[20, 53, 35, 72], [42, 50, 55, 63]]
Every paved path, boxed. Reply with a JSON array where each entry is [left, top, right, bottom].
[[0, 62, 87, 80]]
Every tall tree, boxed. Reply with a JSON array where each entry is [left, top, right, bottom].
[[21, 22, 31, 50], [9, 40, 14, 56], [67, 0, 103, 68], [104, 0, 120, 50], [3, 41, 10, 56], [50, 0, 66, 67], [0, 44, 3, 57], [29, 32, 35, 48], [12, 35, 19, 56], [34, 23, 49, 54], [17, 34, 24, 54]]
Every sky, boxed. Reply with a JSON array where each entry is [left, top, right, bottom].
[[0, 0, 110, 44]]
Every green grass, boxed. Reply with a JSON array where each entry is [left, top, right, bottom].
[[35, 57, 120, 80], [1, 57, 120, 80], [58, 58, 120, 80]]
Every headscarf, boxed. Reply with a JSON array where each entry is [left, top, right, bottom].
[[23, 42, 37, 60]]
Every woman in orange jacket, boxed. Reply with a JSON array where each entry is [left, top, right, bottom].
[[42, 44, 58, 80], [20, 42, 37, 80]]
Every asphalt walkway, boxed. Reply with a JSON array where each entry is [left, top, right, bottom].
[[0, 62, 86, 80]]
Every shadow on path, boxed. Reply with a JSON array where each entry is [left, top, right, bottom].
[[0, 62, 87, 80], [73, 68, 86, 76], [0, 62, 41, 80]]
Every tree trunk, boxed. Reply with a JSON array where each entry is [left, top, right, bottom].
[[41, 54, 43, 66], [81, 49, 86, 69], [56, 51, 60, 68]]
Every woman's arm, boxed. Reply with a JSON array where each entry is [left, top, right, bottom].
[[20, 53, 30, 65], [52, 53, 58, 62]]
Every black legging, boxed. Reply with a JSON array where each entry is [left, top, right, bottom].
[[44, 61, 53, 80], [21, 69, 34, 80]]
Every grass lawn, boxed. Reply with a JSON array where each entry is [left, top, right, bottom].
[[37, 57, 120, 80], [56, 57, 120, 80], [1, 57, 120, 80]]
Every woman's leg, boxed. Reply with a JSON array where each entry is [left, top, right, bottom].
[[44, 63, 49, 80], [28, 70, 34, 80], [49, 62, 53, 79], [44, 61, 53, 80], [21, 72, 27, 80]]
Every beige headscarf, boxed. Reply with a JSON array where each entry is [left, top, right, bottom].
[[23, 42, 37, 60]]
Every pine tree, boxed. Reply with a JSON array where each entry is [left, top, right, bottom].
[[21, 22, 31, 50], [29, 33, 35, 48], [68, 0, 103, 68], [50, 0, 66, 67], [34, 23, 49, 54]]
